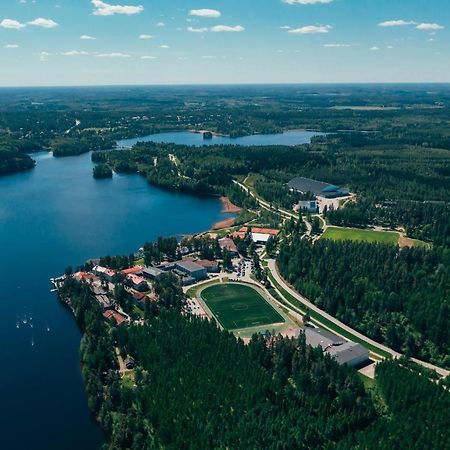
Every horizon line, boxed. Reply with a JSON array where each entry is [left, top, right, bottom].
[[1, 81, 450, 90]]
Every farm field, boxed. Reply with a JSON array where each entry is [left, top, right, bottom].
[[201, 283, 284, 330], [322, 227, 399, 245]]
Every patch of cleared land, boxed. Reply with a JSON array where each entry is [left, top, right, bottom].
[[322, 227, 399, 245], [201, 283, 284, 330]]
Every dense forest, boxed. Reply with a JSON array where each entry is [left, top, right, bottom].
[[278, 235, 450, 367], [0, 150, 35, 175], [59, 270, 450, 450]]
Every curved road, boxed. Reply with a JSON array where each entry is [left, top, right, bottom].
[[267, 258, 450, 378]]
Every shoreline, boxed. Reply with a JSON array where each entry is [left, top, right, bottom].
[[220, 196, 242, 214]]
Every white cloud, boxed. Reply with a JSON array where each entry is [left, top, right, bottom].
[[323, 43, 351, 47], [4, 44, 19, 48], [39, 51, 52, 61], [159, 44, 170, 49], [288, 25, 331, 34], [187, 26, 208, 33], [283, 0, 333, 4], [189, 9, 221, 18], [210, 25, 245, 33], [370, 46, 380, 51], [80, 35, 96, 40], [140, 55, 156, 59], [96, 52, 131, 58], [416, 23, 444, 31], [139, 34, 154, 39], [28, 18, 59, 28], [378, 19, 415, 27], [280, 25, 291, 30], [156, 22, 165, 27], [61, 50, 89, 56], [0, 19, 26, 29], [91, 0, 143, 16]]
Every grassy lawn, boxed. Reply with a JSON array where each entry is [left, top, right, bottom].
[[201, 283, 284, 330], [322, 227, 399, 245]]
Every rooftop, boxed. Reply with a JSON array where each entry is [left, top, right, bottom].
[[327, 342, 369, 366], [287, 177, 347, 198], [301, 327, 344, 349], [175, 260, 206, 273]]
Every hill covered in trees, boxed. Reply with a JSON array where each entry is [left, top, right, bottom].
[[59, 270, 450, 450], [278, 235, 450, 368], [0, 150, 35, 176]]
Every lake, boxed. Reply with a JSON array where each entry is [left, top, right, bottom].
[[0, 152, 229, 450], [117, 129, 323, 148]]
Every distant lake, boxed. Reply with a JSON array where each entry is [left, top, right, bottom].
[[117, 129, 324, 148], [0, 152, 229, 450]]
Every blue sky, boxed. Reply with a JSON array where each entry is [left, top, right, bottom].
[[0, 0, 449, 86]]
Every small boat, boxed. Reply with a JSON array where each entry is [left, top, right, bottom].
[[31, 338, 35, 347], [16, 321, 20, 329], [46, 326, 50, 332], [50, 288, 58, 293]]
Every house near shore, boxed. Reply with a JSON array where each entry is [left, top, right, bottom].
[[219, 237, 239, 255], [239, 227, 280, 244], [126, 273, 149, 292], [95, 294, 113, 310], [73, 271, 100, 284], [122, 266, 144, 276], [93, 265, 116, 282], [103, 310, 128, 326]]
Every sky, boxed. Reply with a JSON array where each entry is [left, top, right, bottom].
[[0, 0, 449, 86]]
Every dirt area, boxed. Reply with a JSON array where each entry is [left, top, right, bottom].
[[220, 196, 242, 214], [359, 362, 377, 379], [213, 217, 236, 229]]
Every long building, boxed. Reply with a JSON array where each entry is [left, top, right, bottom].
[[298, 327, 369, 368], [288, 177, 348, 199]]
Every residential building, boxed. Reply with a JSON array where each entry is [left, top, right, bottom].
[[93, 265, 116, 282], [103, 310, 128, 326], [126, 273, 149, 292], [219, 237, 238, 255]]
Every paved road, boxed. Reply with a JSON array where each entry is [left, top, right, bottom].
[[267, 258, 450, 378]]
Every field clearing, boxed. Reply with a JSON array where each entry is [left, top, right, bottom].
[[201, 283, 284, 330], [322, 227, 399, 245]]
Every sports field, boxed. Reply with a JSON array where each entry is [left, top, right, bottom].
[[201, 283, 285, 330], [322, 227, 399, 245]]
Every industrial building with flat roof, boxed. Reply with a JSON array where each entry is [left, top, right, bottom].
[[288, 177, 349, 199], [297, 326, 369, 368]]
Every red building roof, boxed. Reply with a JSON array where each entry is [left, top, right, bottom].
[[239, 227, 280, 236], [103, 310, 127, 326]]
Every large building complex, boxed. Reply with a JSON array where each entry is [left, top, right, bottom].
[[288, 177, 349, 199]]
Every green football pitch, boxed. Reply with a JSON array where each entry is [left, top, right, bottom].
[[201, 283, 285, 330], [322, 226, 399, 245]]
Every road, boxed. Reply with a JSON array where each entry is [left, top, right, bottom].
[[233, 180, 298, 220], [266, 258, 450, 378]]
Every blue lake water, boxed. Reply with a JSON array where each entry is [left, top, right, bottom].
[[0, 152, 229, 450], [117, 129, 323, 148]]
